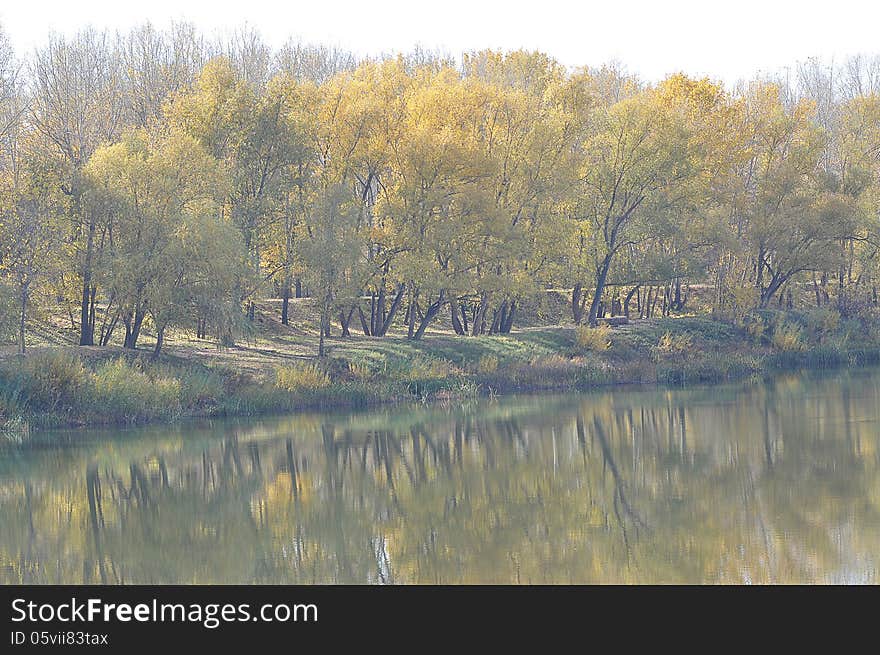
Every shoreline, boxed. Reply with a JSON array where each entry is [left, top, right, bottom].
[[3, 315, 879, 436]]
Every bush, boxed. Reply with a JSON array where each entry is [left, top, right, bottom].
[[652, 331, 693, 360], [20, 351, 87, 410], [405, 356, 457, 381], [771, 321, 805, 352], [275, 361, 330, 392], [347, 360, 372, 381], [92, 359, 181, 422], [740, 313, 767, 343], [805, 307, 840, 343], [575, 324, 612, 352], [475, 354, 499, 374]]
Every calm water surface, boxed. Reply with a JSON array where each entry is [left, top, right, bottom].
[[2, 368, 879, 584]]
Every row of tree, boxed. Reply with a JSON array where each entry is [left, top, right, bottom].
[[1, 24, 879, 355]]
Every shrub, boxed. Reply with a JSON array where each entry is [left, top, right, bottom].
[[741, 313, 767, 343], [275, 361, 330, 392], [771, 322, 805, 352], [347, 360, 372, 381], [805, 306, 840, 341], [652, 331, 693, 360], [175, 368, 224, 409], [92, 359, 181, 422], [575, 324, 612, 352], [475, 354, 499, 374], [405, 356, 457, 381], [20, 351, 87, 410]]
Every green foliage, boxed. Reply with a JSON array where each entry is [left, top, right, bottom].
[[771, 321, 806, 352], [475, 354, 499, 374], [575, 324, 612, 352], [18, 351, 87, 410], [91, 359, 181, 422], [652, 331, 694, 360], [275, 361, 331, 392]]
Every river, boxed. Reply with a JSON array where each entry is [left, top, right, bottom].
[[2, 367, 879, 583]]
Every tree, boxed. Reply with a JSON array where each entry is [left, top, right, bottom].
[[85, 127, 230, 351], [29, 29, 123, 346], [573, 82, 699, 326], [299, 185, 367, 356], [0, 139, 64, 353]]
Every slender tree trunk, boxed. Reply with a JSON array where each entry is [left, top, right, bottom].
[[471, 293, 489, 336], [376, 283, 405, 336], [587, 257, 612, 327], [407, 285, 418, 338], [572, 283, 585, 324], [623, 285, 639, 319], [152, 325, 165, 359], [79, 222, 96, 346], [450, 301, 465, 335], [412, 291, 446, 340], [500, 300, 516, 334], [318, 302, 330, 357], [100, 311, 120, 347], [340, 307, 354, 337], [18, 283, 28, 355], [357, 305, 371, 336], [281, 279, 291, 325]]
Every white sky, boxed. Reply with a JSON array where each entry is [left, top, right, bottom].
[[1, 0, 879, 84]]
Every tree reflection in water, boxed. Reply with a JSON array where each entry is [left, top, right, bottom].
[[1, 368, 879, 584]]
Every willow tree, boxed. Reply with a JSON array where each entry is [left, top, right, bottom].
[[299, 185, 367, 356], [574, 82, 699, 326], [261, 73, 320, 326], [29, 29, 123, 345], [727, 84, 854, 309], [85, 128, 230, 351], [461, 51, 578, 334], [167, 57, 297, 322], [379, 66, 501, 339], [0, 143, 65, 353], [316, 59, 414, 337]]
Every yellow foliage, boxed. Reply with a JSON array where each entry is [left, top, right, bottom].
[[275, 362, 330, 391], [772, 322, 805, 352], [475, 354, 499, 374], [347, 360, 372, 381], [653, 332, 693, 359], [406, 357, 457, 381], [575, 325, 612, 352]]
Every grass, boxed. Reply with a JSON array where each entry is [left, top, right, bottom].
[[2, 299, 879, 434]]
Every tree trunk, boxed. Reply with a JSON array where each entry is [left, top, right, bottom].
[[572, 283, 585, 324], [471, 293, 489, 336], [376, 283, 405, 336], [623, 285, 639, 319], [587, 258, 612, 327], [318, 304, 329, 357], [123, 306, 146, 350], [450, 302, 465, 335], [18, 284, 28, 355], [407, 286, 418, 338], [100, 311, 120, 347], [340, 307, 355, 337], [79, 222, 96, 346], [412, 291, 446, 340], [152, 326, 165, 359], [357, 305, 371, 336], [281, 279, 291, 325], [500, 300, 516, 334]]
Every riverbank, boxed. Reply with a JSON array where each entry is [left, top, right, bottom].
[[2, 308, 879, 434]]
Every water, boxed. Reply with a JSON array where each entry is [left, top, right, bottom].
[[2, 368, 879, 584]]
